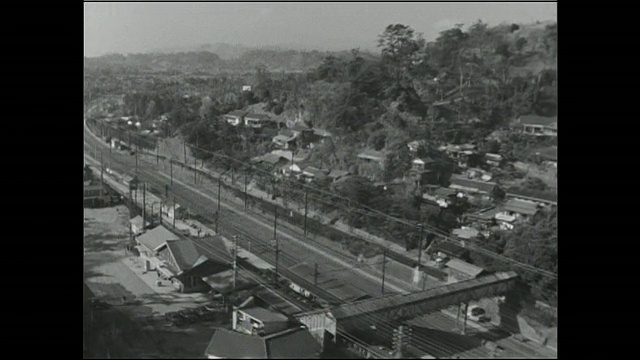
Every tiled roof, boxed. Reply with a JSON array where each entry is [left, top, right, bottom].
[[449, 176, 498, 194], [204, 327, 320, 359], [241, 307, 290, 324], [165, 240, 201, 272], [226, 110, 246, 117], [445, 258, 485, 278], [503, 199, 539, 216], [357, 149, 386, 162], [519, 115, 557, 127], [136, 225, 179, 252]]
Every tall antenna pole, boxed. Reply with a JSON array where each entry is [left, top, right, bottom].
[[304, 189, 309, 236], [381, 250, 387, 295], [233, 235, 238, 290]]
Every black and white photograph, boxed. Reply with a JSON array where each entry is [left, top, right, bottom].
[[84, 2, 557, 358]]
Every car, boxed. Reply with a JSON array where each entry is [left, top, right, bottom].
[[467, 305, 490, 322]]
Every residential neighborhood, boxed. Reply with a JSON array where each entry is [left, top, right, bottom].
[[85, 3, 557, 359]]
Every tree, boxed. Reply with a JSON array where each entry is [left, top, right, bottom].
[[378, 24, 424, 87]]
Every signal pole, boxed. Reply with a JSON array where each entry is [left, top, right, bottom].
[[381, 250, 387, 295], [232, 235, 238, 290], [304, 189, 309, 236]]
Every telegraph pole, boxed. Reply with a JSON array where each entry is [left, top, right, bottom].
[[244, 173, 248, 210], [214, 211, 219, 234], [274, 236, 280, 288], [100, 152, 104, 198], [462, 301, 469, 334], [217, 176, 222, 212], [156, 145, 159, 166], [170, 160, 173, 187], [314, 263, 318, 286], [135, 149, 138, 175], [183, 141, 187, 163], [304, 189, 309, 236], [381, 250, 387, 295], [273, 205, 278, 240], [194, 157, 197, 183], [418, 224, 424, 266], [142, 183, 146, 226], [172, 195, 176, 229], [232, 235, 238, 290]]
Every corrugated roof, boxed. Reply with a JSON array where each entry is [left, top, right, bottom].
[[504, 199, 539, 216], [331, 272, 517, 320], [205, 329, 267, 358], [204, 327, 320, 359], [519, 115, 557, 127], [165, 240, 201, 272], [434, 187, 458, 198], [328, 169, 351, 179], [452, 228, 480, 240], [226, 110, 246, 117], [445, 258, 485, 278], [241, 307, 290, 324], [449, 176, 498, 194], [265, 327, 322, 359], [246, 113, 271, 121], [136, 225, 179, 252], [253, 286, 303, 316], [466, 207, 500, 221], [357, 149, 386, 162]]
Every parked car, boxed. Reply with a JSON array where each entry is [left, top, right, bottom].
[[467, 305, 490, 322]]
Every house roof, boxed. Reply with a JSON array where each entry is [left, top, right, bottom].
[[184, 256, 231, 278], [279, 129, 296, 138], [485, 153, 503, 161], [452, 228, 480, 240], [129, 216, 148, 229], [536, 146, 558, 161], [357, 149, 386, 162], [241, 307, 290, 324], [433, 187, 458, 198], [449, 176, 498, 194], [503, 199, 539, 216], [245, 113, 271, 121], [205, 327, 320, 359], [226, 110, 246, 117], [413, 157, 436, 165], [432, 242, 468, 258], [328, 169, 351, 179], [313, 128, 332, 138], [506, 189, 558, 205], [201, 235, 233, 262], [273, 134, 294, 142], [303, 166, 328, 178], [261, 153, 288, 165], [165, 239, 202, 273], [466, 207, 500, 221], [445, 258, 485, 278], [270, 150, 294, 161], [519, 115, 557, 127], [290, 122, 310, 132], [136, 225, 179, 252]]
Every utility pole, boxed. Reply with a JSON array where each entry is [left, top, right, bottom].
[[273, 205, 278, 240], [142, 183, 146, 226], [170, 160, 173, 187], [304, 189, 309, 236], [232, 235, 238, 290], [172, 195, 176, 229], [135, 149, 138, 175], [462, 302, 469, 335], [231, 167, 235, 185], [156, 145, 159, 166], [183, 141, 187, 163], [314, 263, 318, 286], [274, 235, 280, 288], [244, 173, 248, 210], [100, 152, 104, 198], [194, 157, 197, 184], [214, 211, 219, 234], [418, 224, 424, 266], [217, 176, 222, 212], [381, 250, 387, 295]]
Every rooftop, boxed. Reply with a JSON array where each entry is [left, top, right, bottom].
[[245, 113, 271, 121], [519, 115, 557, 127], [164, 239, 202, 273], [449, 176, 498, 194], [445, 258, 485, 278], [357, 149, 386, 162], [503, 199, 539, 216], [205, 327, 320, 359], [226, 110, 246, 117], [240, 307, 290, 324], [452, 228, 480, 240], [136, 225, 179, 252]]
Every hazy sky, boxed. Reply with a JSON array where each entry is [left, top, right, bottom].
[[84, 1, 557, 57]]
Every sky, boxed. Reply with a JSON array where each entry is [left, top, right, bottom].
[[84, 1, 557, 57]]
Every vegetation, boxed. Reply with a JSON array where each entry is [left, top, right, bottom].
[[85, 20, 558, 304]]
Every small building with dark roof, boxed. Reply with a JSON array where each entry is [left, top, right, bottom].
[[445, 258, 486, 282], [448, 176, 504, 200], [517, 115, 557, 137], [204, 326, 321, 359], [224, 110, 246, 126]]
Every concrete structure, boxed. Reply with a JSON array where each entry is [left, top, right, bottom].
[[518, 115, 558, 137], [224, 110, 246, 126], [445, 258, 486, 282]]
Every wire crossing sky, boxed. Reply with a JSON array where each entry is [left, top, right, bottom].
[[84, 2, 557, 57]]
